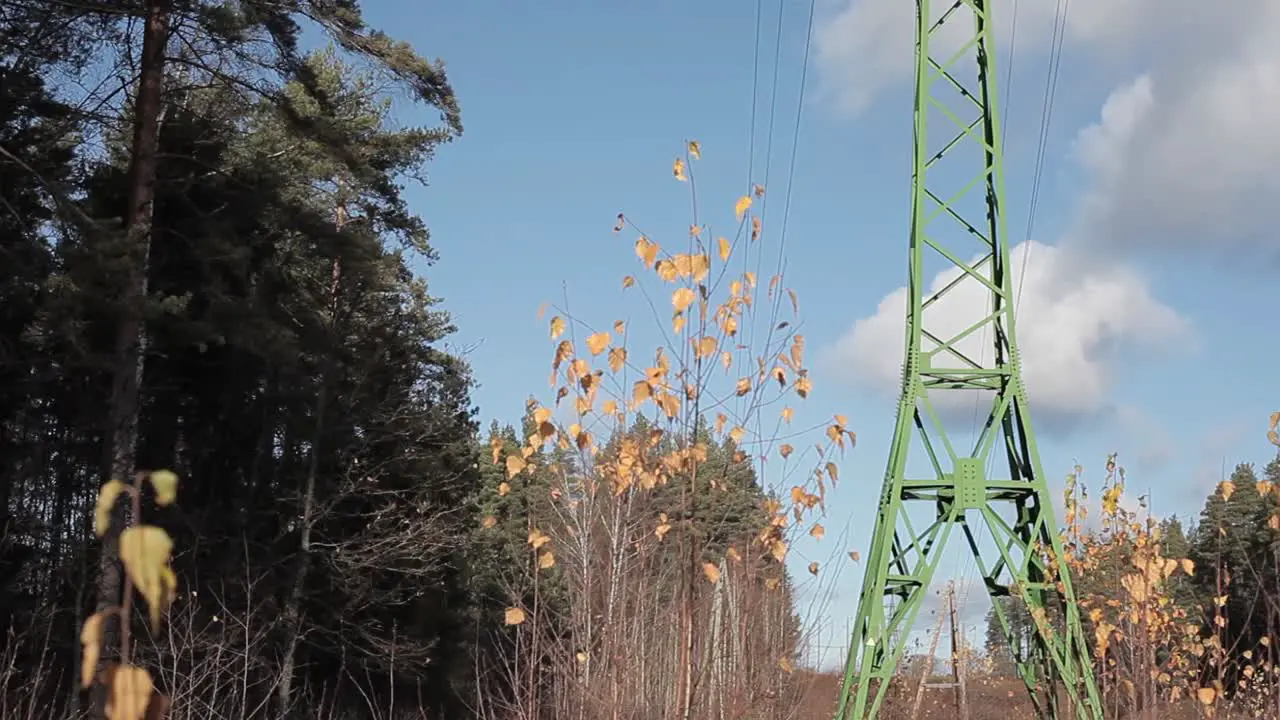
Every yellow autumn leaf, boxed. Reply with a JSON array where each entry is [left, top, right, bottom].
[[118, 526, 176, 627], [538, 551, 556, 569], [622, 275, 636, 289], [779, 444, 794, 459], [673, 157, 687, 181], [608, 347, 627, 372], [148, 470, 178, 507], [702, 562, 721, 584], [506, 455, 527, 479], [95, 480, 127, 539], [655, 259, 678, 282], [635, 237, 659, 268], [688, 140, 700, 159], [795, 376, 812, 398], [602, 399, 619, 415], [729, 426, 746, 444], [482, 516, 498, 529], [585, 332, 611, 355], [1197, 687, 1216, 705], [672, 314, 686, 334], [734, 195, 752, 220], [528, 529, 551, 550], [1181, 558, 1195, 575], [696, 336, 717, 359], [497, 482, 510, 496], [770, 539, 788, 562], [550, 316, 566, 339], [504, 607, 526, 625], [1220, 480, 1235, 501], [735, 377, 751, 396], [107, 664, 153, 720], [80, 611, 107, 688], [781, 407, 794, 423], [808, 561, 819, 576], [717, 236, 731, 262], [778, 656, 794, 673], [689, 254, 709, 282], [810, 524, 825, 540], [655, 516, 672, 540], [671, 287, 695, 313], [658, 392, 680, 419]]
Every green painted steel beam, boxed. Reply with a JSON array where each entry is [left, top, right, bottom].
[[833, 1, 1104, 718]]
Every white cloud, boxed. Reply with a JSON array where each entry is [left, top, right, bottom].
[[813, 0, 1264, 117], [827, 241, 1188, 425], [815, 0, 1280, 256], [1070, 0, 1280, 255]]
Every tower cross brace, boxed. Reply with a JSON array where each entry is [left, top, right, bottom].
[[833, 1, 1104, 718]]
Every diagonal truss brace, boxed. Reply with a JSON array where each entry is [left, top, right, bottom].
[[833, 1, 1105, 719]]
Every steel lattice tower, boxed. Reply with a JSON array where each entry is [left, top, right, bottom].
[[833, 1, 1104, 718]]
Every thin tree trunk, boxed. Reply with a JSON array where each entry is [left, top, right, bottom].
[[278, 209, 346, 717], [948, 584, 970, 720], [94, 0, 169, 711]]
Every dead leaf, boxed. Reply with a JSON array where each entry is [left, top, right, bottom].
[[550, 316, 566, 339], [80, 611, 108, 688], [808, 561, 819, 576], [506, 455, 527, 479], [585, 332, 611, 356], [810, 524, 825, 540], [538, 551, 556, 569], [148, 470, 178, 507], [106, 664, 153, 720], [688, 140, 701, 159], [118, 526, 176, 627], [673, 158, 687, 181], [703, 562, 721, 584], [482, 516, 498, 529], [672, 287, 695, 313], [608, 347, 627, 372], [95, 480, 127, 539], [504, 607, 526, 625]]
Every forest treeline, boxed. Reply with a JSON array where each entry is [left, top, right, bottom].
[[0, 2, 810, 719]]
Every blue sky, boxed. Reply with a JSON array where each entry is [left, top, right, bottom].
[[364, 0, 1279, 668]]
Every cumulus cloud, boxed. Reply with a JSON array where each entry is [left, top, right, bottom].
[[827, 241, 1188, 426], [813, 0, 1260, 118], [816, 0, 1279, 256], [1070, 0, 1280, 255]]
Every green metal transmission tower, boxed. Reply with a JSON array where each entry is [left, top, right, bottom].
[[832, 0, 1104, 718]]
